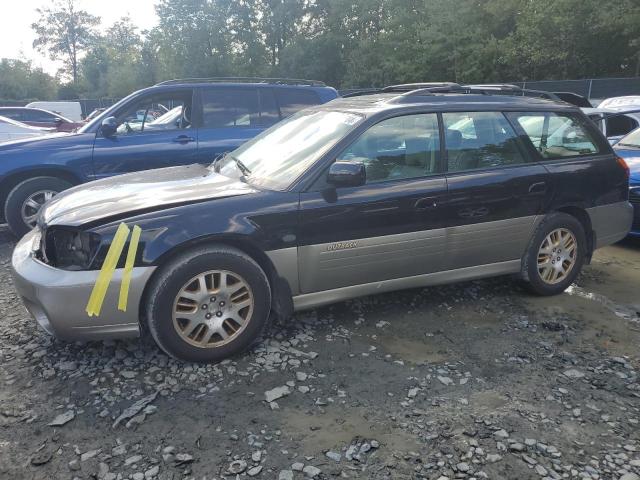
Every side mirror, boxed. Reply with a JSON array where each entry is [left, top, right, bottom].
[[100, 117, 118, 138], [327, 161, 366, 188]]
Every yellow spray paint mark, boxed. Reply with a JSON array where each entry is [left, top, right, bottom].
[[86, 223, 130, 317], [118, 225, 141, 312]]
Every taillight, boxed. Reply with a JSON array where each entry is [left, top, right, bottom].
[[617, 156, 630, 180]]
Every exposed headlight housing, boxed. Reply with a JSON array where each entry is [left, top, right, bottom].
[[43, 228, 101, 270]]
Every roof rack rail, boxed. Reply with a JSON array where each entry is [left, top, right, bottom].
[[342, 88, 383, 98], [155, 77, 327, 87], [465, 83, 522, 91], [464, 84, 560, 100], [383, 82, 462, 93]]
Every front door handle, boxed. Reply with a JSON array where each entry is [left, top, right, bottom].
[[172, 135, 195, 144], [528, 181, 547, 195]]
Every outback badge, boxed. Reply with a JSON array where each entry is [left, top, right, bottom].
[[327, 241, 358, 251]]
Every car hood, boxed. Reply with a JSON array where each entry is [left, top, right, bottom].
[[0, 131, 71, 149], [40, 164, 257, 227]]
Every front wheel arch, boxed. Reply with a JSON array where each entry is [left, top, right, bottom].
[[139, 235, 293, 329]]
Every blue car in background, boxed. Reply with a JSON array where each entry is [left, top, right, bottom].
[[0, 78, 338, 236], [613, 127, 640, 236]]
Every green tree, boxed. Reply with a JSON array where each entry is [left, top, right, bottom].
[[31, 0, 100, 85], [0, 59, 57, 100]]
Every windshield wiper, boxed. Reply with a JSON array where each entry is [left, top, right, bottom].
[[231, 156, 251, 176], [617, 143, 640, 148], [211, 152, 251, 177]]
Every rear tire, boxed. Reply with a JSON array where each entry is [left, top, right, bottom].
[[4, 176, 72, 237], [145, 245, 271, 363], [522, 212, 586, 296]]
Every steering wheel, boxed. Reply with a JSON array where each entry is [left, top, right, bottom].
[[181, 106, 191, 129]]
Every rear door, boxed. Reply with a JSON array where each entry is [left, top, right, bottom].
[[91, 89, 198, 179], [442, 111, 550, 270], [298, 113, 449, 294], [507, 110, 619, 226], [195, 87, 278, 164]]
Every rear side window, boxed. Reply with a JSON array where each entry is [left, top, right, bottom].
[[275, 89, 320, 118], [201, 88, 260, 127], [443, 111, 526, 172], [258, 89, 280, 127], [509, 112, 600, 158]]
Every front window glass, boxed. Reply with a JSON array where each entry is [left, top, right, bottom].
[[510, 112, 600, 158], [443, 111, 525, 171], [217, 110, 363, 190], [336, 113, 441, 183], [112, 91, 192, 135]]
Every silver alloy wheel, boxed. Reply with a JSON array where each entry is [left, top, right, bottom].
[[172, 270, 254, 348], [537, 228, 578, 285], [21, 190, 57, 228]]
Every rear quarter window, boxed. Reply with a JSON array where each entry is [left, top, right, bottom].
[[508, 112, 601, 159]]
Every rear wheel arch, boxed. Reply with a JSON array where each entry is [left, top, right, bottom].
[[554, 205, 594, 260]]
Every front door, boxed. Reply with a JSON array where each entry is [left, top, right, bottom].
[[298, 113, 448, 294], [441, 111, 550, 270], [91, 89, 198, 179]]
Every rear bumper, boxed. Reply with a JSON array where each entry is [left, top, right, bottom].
[[11, 229, 155, 341], [629, 187, 640, 236], [587, 201, 634, 248]]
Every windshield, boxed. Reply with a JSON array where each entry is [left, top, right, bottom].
[[215, 110, 363, 190], [618, 128, 640, 148]]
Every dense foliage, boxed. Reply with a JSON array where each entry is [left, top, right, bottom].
[[5, 0, 640, 100]]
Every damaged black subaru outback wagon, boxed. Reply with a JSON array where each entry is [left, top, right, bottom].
[[11, 83, 633, 362]]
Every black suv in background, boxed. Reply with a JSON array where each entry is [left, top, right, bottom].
[[11, 83, 632, 362]]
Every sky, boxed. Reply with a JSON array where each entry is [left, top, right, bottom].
[[0, 0, 158, 75]]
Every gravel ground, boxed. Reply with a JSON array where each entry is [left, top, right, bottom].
[[0, 225, 639, 480]]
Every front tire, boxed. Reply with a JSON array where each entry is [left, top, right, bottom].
[[145, 245, 271, 363], [522, 212, 586, 296], [5, 176, 72, 237]]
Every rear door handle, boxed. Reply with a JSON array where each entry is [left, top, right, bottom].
[[528, 181, 547, 195], [172, 135, 195, 144]]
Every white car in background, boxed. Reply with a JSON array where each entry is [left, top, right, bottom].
[[0, 116, 55, 143], [583, 107, 640, 145], [583, 96, 640, 145]]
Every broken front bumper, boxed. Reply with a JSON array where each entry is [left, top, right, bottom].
[[10, 229, 155, 341]]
